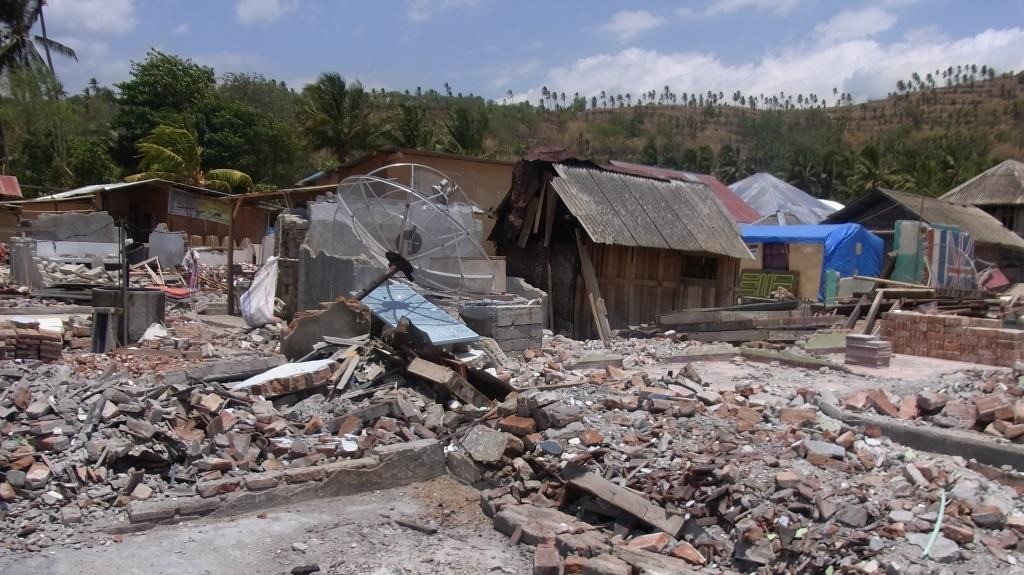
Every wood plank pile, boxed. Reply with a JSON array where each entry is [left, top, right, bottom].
[[844, 334, 892, 368], [656, 301, 844, 344]]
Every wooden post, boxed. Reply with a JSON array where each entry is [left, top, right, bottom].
[[226, 199, 238, 316], [576, 230, 611, 344]]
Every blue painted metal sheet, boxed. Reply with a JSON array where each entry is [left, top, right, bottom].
[[363, 282, 479, 346]]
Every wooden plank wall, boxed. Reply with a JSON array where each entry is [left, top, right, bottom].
[[573, 242, 738, 338]]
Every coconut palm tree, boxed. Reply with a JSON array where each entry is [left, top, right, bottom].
[[0, 0, 76, 77], [125, 124, 253, 194], [299, 72, 380, 162]]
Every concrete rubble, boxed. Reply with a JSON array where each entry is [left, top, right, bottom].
[[0, 245, 1023, 573]]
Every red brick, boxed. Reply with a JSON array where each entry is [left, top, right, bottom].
[[534, 543, 561, 575], [779, 407, 817, 426], [196, 476, 240, 498], [497, 415, 537, 437], [283, 466, 325, 483], [897, 394, 919, 420], [669, 541, 707, 565], [866, 389, 900, 418], [624, 532, 673, 553]]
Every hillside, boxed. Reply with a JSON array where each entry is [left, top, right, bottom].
[[469, 72, 1024, 202]]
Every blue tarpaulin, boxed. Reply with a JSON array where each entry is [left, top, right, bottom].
[[740, 224, 884, 300]]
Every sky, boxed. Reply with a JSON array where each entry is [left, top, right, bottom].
[[38, 0, 1024, 104]]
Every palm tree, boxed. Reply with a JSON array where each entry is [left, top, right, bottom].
[[299, 72, 380, 162], [388, 102, 436, 149], [0, 0, 77, 76], [125, 124, 253, 193]]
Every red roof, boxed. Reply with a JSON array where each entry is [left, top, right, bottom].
[[607, 160, 759, 223], [0, 175, 22, 198]]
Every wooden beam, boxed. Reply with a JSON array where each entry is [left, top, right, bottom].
[[861, 289, 885, 335], [517, 196, 540, 248], [564, 465, 685, 537], [543, 183, 557, 248], [407, 358, 489, 407], [576, 231, 611, 343], [843, 294, 867, 330]]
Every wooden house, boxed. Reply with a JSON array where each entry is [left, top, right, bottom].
[[491, 154, 753, 340]]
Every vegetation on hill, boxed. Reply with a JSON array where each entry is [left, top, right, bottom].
[[0, 32, 1022, 203]]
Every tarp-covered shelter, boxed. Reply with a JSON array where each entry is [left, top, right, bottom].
[[739, 224, 884, 301], [492, 149, 752, 339], [824, 187, 1024, 281], [730, 173, 835, 224]]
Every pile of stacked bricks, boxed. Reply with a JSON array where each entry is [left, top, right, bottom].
[[273, 213, 310, 320], [0, 316, 92, 363], [880, 311, 1024, 367], [844, 334, 892, 368], [459, 303, 544, 353]]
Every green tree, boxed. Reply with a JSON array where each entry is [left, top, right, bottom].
[[300, 72, 379, 162], [126, 124, 253, 193], [198, 100, 305, 188], [113, 50, 216, 168], [442, 103, 489, 154], [388, 101, 437, 149]]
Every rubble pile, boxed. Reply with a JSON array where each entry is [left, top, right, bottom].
[[443, 343, 1024, 572], [0, 292, 1023, 571], [845, 367, 1024, 440]]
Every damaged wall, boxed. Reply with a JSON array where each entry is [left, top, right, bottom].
[[297, 246, 382, 311], [27, 211, 117, 243], [881, 311, 1024, 367]]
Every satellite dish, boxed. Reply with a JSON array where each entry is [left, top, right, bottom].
[[333, 163, 495, 294]]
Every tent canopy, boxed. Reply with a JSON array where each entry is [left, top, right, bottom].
[[740, 224, 884, 300], [730, 173, 835, 224]]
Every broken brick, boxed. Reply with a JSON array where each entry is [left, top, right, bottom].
[[497, 415, 537, 437], [866, 389, 900, 418]]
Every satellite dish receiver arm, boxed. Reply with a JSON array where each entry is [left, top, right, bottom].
[[351, 250, 415, 300]]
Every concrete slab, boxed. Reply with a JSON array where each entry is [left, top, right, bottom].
[[0, 478, 531, 575], [231, 359, 335, 391]]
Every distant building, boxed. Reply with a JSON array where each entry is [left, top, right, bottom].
[[940, 159, 1024, 236], [6, 179, 274, 245], [823, 187, 1024, 280], [297, 147, 514, 252]]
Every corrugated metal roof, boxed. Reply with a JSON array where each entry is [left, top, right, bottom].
[[550, 164, 752, 259], [729, 172, 834, 224], [824, 188, 1024, 250], [607, 160, 760, 223], [940, 160, 1024, 206]]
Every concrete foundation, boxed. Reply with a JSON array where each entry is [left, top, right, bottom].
[[460, 303, 544, 352]]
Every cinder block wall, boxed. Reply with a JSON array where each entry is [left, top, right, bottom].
[[460, 304, 544, 352], [880, 312, 1024, 366]]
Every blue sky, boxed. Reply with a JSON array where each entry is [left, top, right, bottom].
[[41, 0, 1024, 103]]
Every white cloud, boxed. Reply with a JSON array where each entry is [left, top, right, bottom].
[[680, 0, 804, 18], [520, 27, 1024, 105], [51, 36, 131, 90], [173, 23, 190, 36], [488, 59, 543, 90], [235, 0, 298, 25], [600, 10, 666, 41], [815, 7, 898, 44], [45, 0, 137, 35], [407, 0, 479, 23]]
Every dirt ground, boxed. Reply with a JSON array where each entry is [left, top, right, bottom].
[[0, 477, 532, 575]]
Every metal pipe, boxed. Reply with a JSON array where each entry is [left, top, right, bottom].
[[227, 199, 236, 315]]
